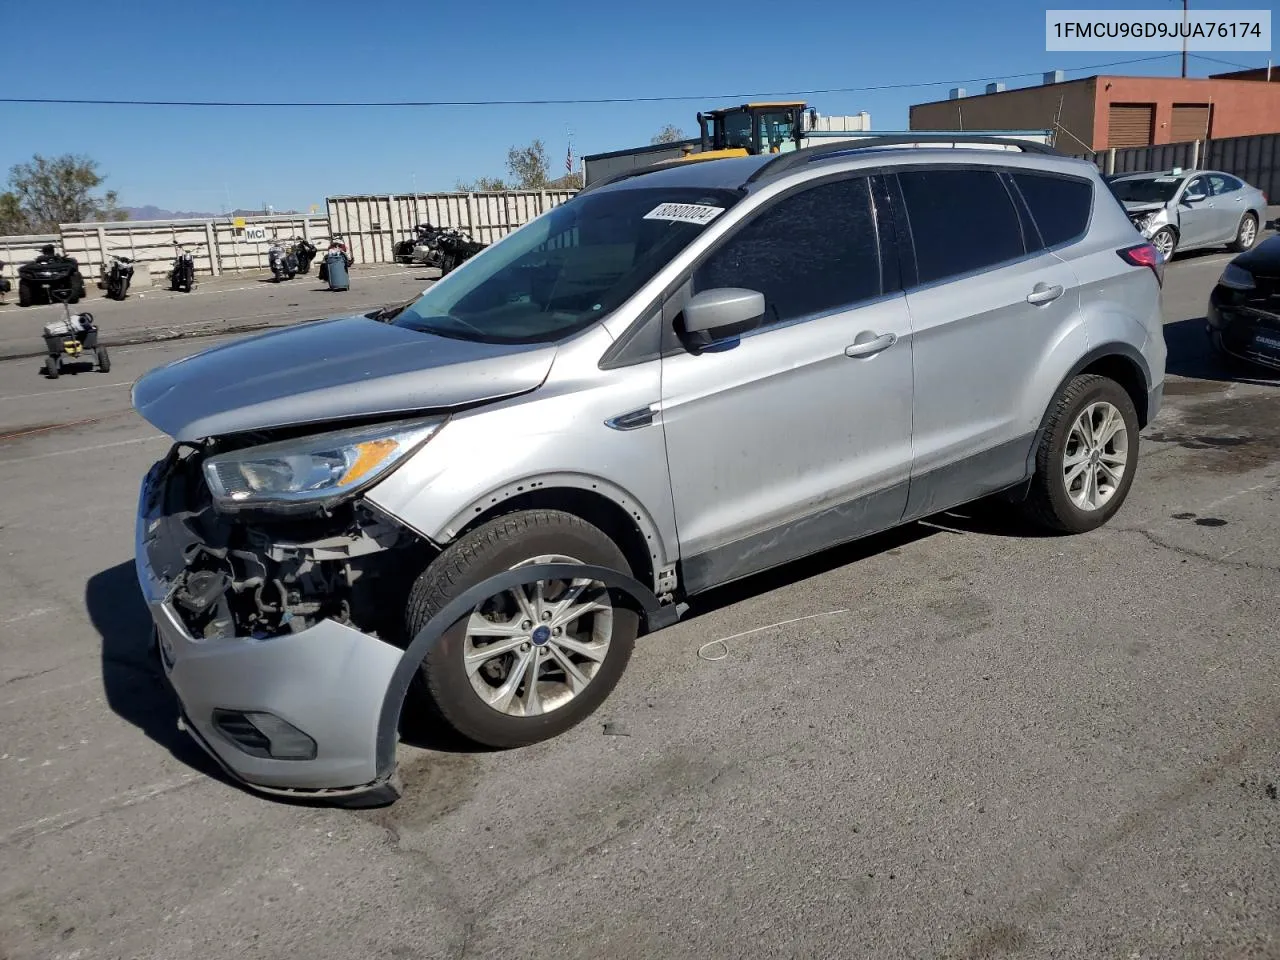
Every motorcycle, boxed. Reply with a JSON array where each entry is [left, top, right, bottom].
[[104, 254, 135, 301], [268, 239, 299, 282], [434, 228, 487, 276], [170, 243, 198, 293], [293, 238, 318, 274], [17, 244, 87, 307]]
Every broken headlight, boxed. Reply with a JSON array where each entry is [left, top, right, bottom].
[[203, 416, 444, 514]]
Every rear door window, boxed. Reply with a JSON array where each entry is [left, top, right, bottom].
[[1010, 171, 1094, 249], [896, 168, 1026, 286]]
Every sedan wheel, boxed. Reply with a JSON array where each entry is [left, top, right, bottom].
[[1151, 227, 1176, 261]]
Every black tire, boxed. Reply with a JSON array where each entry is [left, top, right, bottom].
[[1228, 213, 1258, 253], [1150, 226, 1177, 262], [1022, 374, 1140, 534], [96, 347, 111, 373], [45, 355, 58, 379], [405, 510, 638, 749], [18, 280, 33, 308]]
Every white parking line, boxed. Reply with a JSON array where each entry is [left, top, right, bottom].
[[0, 434, 166, 466], [1, 677, 98, 708], [1, 607, 56, 625], [0, 773, 203, 846], [0, 381, 130, 402]]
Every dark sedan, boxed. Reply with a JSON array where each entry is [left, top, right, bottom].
[[1207, 233, 1280, 371]]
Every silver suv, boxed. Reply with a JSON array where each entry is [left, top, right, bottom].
[[133, 136, 1166, 805]]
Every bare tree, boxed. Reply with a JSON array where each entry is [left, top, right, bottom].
[[4, 154, 127, 233], [650, 124, 686, 144]]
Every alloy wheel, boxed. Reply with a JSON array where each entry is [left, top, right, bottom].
[[1240, 217, 1257, 248], [1063, 401, 1129, 512], [462, 554, 614, 717]]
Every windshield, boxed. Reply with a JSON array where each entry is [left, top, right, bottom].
[[719, 112, 753, 150], [392, 186, 741, 344], [1110, 176, 1183, 204]]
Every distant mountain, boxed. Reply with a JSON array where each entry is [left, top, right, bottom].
[[122, 205, 306, 221]]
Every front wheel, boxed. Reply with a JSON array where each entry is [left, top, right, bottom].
[[1228, 213, 1258, 253], [1150, 226, 1177, 262], [45, 355, 59, 379], [1022, 374, 1140, 534], [405, 510, 638, 748]]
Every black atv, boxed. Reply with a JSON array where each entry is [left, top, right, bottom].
[[18, 246, 87, 307], [435, 228, 487, 276]]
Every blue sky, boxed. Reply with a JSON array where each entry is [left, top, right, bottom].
[[0, 0, 1272, 213]]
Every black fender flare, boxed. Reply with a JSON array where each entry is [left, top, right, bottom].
[[374, 562, 679, 780]]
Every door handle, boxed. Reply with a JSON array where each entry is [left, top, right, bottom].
[[844, 331, 897, 358], [1026, 282, 1064, 306]]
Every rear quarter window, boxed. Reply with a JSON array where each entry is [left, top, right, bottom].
[[1011, 171, 1094, 249]]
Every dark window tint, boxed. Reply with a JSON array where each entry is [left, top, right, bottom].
[[693, 176, 880, 326], [1012, 171, 1094, 248], [897, 169, 1025, 285]]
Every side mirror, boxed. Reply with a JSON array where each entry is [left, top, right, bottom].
[[680, 287, 765, 348], [1182, 189, 1206, 204]]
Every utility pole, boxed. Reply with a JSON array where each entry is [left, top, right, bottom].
[[1180, 0, 1188, 77]]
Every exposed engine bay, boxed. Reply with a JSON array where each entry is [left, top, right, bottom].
[[141, 438, 433, 643]]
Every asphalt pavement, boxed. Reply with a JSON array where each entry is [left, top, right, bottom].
[[1, 238, 1279, 960]]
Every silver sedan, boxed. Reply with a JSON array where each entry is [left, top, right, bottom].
[[1109, 168, 1268, 261]]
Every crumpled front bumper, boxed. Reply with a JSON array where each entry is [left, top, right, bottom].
[[134, 462, 404, 804]]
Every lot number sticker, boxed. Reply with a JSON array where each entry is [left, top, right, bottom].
[[644, 202, 725, 225]]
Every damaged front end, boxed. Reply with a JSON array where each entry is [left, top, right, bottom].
[[141, 434, 435, 646]]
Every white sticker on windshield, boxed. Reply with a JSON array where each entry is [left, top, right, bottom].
[[643, 202, 725, 225], [1155, 176, 1179, 182]]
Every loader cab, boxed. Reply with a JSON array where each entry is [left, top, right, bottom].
[[697, 102, 814, 157]]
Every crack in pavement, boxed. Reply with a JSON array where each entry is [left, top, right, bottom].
[[1120, 526, 1280, 573]]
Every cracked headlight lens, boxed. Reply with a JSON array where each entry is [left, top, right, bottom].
[[203, 416, 445, 512]]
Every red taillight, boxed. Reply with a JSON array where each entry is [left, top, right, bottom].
[[1117, 242, 1164, 286]]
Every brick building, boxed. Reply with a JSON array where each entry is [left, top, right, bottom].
[[909, 71, 1280, 152]]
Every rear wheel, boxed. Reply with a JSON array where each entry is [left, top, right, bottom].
[[96, 347, 111, 373], [1228, 213, 1258, 253], [18, 280, 33, 307], [405, 510, 638, 748], [1022, 374, 1140, 534]]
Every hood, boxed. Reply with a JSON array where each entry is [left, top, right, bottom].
[[132, 315, 557, 441], [1122, 201, 1167, 214], [1232, 235, 1280, 275]]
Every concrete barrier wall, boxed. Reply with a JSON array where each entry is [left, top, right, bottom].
[[326, 190, 577, 265], [58, 215, 332, 282], [0, 189, 576, 282]]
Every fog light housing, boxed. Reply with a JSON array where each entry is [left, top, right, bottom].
[[211, 709, 317, 760]]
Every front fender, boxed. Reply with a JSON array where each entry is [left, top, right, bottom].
[[373, 562, 678, 782]]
